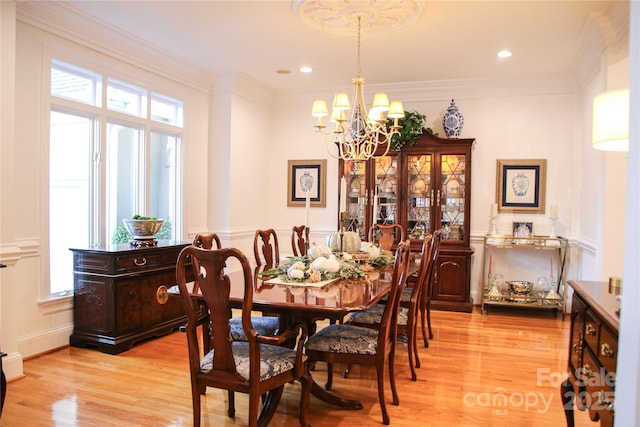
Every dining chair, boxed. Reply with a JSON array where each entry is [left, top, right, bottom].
[[254, 228, 280, 268], [291, 225, 306, 256], [347, 234, 434, 381], [420, 228, 442, 345], [369, 223, 405, 251], [305, 241, 412, 425], [191, 233, 279, 345], [175, 246, 312, 427]]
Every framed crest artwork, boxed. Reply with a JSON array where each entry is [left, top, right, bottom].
[[496, 159, 546, 214]]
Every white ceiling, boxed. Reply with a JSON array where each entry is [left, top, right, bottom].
[[64, 0, 621, 93]]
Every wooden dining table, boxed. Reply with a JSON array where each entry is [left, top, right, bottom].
[[169, 259, 419, 410]]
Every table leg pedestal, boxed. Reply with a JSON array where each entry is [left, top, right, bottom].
[[311, 380, 363, 409]]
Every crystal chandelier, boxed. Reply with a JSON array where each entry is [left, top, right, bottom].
[[311, 15, 404, 162]]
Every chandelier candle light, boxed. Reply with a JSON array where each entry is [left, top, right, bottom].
[[311, 15, 405, 162]]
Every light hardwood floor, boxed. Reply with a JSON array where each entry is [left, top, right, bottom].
[[2, 308, 596, 426]]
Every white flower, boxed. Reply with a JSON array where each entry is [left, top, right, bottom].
[[342, 252, 353, 260], [360, 242, 380, 259], [309, 244, 332, 260], [324, 256, 341, 273], [291, 261, 306, 270], [311, 256, 328, 270], [288, 269, 305, 279]]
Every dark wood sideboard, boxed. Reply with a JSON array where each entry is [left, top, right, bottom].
[[562, 280, 619, 427], [70, 241, 191, 354]]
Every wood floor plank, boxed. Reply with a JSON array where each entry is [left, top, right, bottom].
[[2, 308, 597, 426]]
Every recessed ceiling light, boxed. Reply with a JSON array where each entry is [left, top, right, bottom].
[[299, 66, 313, 73], [497, 50, 512, 58]]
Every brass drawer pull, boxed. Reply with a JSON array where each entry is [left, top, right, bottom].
[[601, 343, 615, 358], [134, 257, 147, 266], [572, 343, 582, 353], [597, 390, 614, 410], [582, 364, 594, 377], [585, 323, 596, 336]]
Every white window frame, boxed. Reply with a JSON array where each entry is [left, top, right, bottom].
[[43, 53, 185, 301]]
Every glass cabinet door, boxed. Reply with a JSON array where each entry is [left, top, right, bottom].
[[406, 154, 432, 239], [373, 155, 398, 228], [440, 154, 466, 242], [342, 160, 367, 238]]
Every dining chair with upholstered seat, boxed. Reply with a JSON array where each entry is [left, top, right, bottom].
[[305, 241, 412, 425], [254, 228, 280, 268], [291, 225, 306, 257], [347, 233, 434, 381], [175, 246, 312, 427], [191, 233, 279, 345], [369, 223, 405, 251]]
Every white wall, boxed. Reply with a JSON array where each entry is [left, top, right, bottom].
[[0, 1, 631, 389]]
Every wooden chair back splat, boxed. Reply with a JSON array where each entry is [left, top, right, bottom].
[[291, 225, 306, 257], [254, 229, 280, 268]]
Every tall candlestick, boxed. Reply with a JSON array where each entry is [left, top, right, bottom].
[[489, 254, 492, 275], [305, 191, 310, 227], [372, 187, 379, 225], [491, 203, 498, 217], [550, 204, 558, 220], [340, 177, 347, 213], [550, 256, 553, 277]]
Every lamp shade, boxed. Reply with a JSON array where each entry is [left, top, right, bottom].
[[592, 89, 629, 151], [311, 100, 329, 117], [332, 93, 350, 111]]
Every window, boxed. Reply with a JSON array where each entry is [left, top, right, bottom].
[[48, 60, 184, 297]]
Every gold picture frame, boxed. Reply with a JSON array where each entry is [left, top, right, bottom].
[[287, 159, 327, 207], [496, 159, 546, 214]]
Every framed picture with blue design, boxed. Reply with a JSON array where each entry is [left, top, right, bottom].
[[287, 159, 327, 207], [496, 159, 546, 214]]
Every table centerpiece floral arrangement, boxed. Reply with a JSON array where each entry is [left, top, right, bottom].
[[258, 242, 394, 284]]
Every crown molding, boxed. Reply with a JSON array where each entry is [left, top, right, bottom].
[[277, 74, 575, 108], [16, 1, 214, 94]]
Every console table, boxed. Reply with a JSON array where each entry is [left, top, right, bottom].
[[70, 241, 190, 354], [561, 280, 619, 427]]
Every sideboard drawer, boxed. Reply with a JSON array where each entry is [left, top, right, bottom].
[[116, 253, 163, 272], [584, 309, 600, 353], [583, 348, 615, 424], [599, 325, 617, 376]]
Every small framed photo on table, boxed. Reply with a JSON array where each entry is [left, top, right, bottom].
[[287, 159, 327, 207], [496, 159, 546, 214]]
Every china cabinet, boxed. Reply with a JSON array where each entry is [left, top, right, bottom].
[[69, 241, 191, 354], [481, 236, 568, 315], [339, 132, 475, 312]]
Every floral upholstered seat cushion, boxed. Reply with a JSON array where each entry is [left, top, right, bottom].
[[229, 316, 279, 341], [200, 341, 301, 382], [382, 286, 415, 304], [346, 303, 409, 326], [305, 323, 379, 355]]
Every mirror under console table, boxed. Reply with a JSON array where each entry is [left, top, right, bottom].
[[561, 280, 619, 427]]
